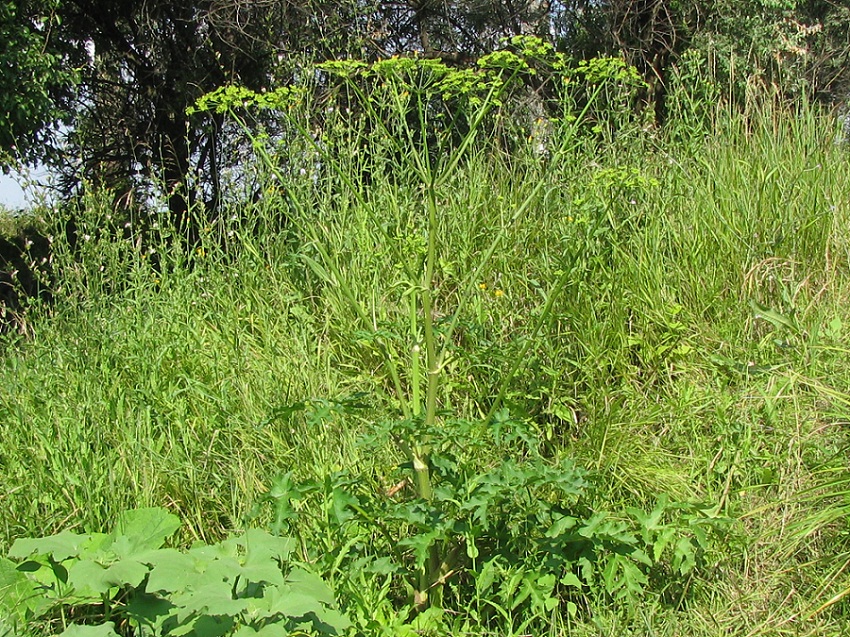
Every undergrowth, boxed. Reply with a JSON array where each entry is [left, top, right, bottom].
[[2, 46, 850, 635]]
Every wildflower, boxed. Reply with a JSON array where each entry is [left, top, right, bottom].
[[494, 289, 504, 298], [479, 283, 487, 290]]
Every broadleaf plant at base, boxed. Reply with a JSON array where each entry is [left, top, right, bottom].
[[0, 507, 349, 637]]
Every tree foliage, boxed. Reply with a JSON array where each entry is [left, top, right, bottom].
[[0, 0, 76, 167], [2, 0, 849, 223]]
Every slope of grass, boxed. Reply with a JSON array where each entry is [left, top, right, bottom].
[[2, 99, 850, 634]]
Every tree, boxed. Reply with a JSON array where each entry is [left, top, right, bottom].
[[0, 0, 76, 168], [52, 1, 270, 235], [46, 0, 385, 237]]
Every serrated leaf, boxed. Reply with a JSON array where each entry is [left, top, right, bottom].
[[560, 572, 584, 589], [674, 536, 697, 575], [460, 495, 491, 527], [630, 548, 653, 567], [508, 576, 533, 610], [623, 560, 647, 591], [476, 559, 497, 595], [578, 511, 609, 538], [546, 514, 578, 537], [331, 488, 359, 525], [652, 527, 677, 562], [0, 557, 47, 620], [363, 556, 400, 575], [602, 555, 621, 593]]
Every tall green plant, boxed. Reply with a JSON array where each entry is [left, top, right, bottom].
[[191, 48, 610, 608]]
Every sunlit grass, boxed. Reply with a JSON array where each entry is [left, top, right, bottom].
[[2, 95, 850, 634]]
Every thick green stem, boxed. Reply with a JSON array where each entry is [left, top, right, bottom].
[[407, 179, 445, 609], [422, 182, 441, 438]]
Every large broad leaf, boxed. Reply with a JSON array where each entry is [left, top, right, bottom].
[[313, 606, 352, 633], [109, 508, 181, 557], [263, 585, 325, 619], [58, 623, 120, 637], [258, 583, 351, 631], [171, 580, 250, 622], [67, 559, 149, 597], [124, 592, 175, 635], [9, 530, 94, 561], [238, 530, 294, 587], [239, 530, 295, 563], [146, 550, 200, 593], [286, 569, 335, 606], [182, 615, 233, 637], [256, 571, 349, 631], [232, 626, 278, 637]]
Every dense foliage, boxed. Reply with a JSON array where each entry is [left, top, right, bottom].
[[0, 0, 75, 166], [2, 2, 850, 635], [2, 46, 850, 633], [2, 1, 849, 226]]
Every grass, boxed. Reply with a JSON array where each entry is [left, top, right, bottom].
[[2, 90, 850, 635]]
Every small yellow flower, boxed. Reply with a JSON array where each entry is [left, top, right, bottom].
[[479, 283, 488, 290], [494, 289, 504, 298]]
